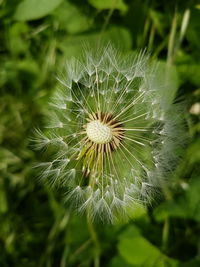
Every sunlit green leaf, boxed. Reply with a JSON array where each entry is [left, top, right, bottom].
[[118, 236, 161, 266], [88, 0, 128, 13], [14, 0, 63, 21]]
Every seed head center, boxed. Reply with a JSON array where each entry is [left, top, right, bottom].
[[86, 120, 113, 144]]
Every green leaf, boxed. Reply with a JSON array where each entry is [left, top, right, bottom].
[[58, 26, 132, 60], [118, 225, 180, 266], [118, 236, 161, 266], [88, 0, 128, 13], [53, 2, 92, 34], [103, 26, 132, 49], [109, 256, 133, 267], [154, 201, 187, 222], [8, 22, 29, 55], [14, 0, 63, 21], [126, 202, 147, 219], [118, 225, 141, 240]]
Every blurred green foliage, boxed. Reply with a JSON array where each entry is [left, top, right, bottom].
[[0, 0, 200, 266]]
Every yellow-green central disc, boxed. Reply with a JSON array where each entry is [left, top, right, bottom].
[[86, 120, 113, 144]]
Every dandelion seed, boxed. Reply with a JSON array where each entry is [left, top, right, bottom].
[[34, 45, 184, 223]]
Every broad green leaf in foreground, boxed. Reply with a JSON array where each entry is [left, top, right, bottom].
[[118, 236, 161, 266], [118, 225, 179, 266]]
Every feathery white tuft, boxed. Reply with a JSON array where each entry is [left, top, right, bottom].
[[33, 44, 184, 223]]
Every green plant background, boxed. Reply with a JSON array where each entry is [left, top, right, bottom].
[[0, 0, 200, 266]]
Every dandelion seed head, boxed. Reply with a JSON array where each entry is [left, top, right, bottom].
[[33, 44, 185, 223]]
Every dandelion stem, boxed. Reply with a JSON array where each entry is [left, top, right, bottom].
[[87, 215, 100, 267], [162, 217, 170, 252]]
